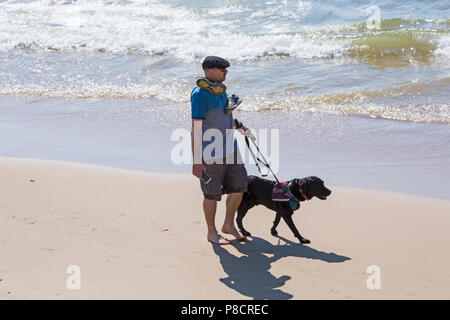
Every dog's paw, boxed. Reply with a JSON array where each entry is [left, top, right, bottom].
[[299, 238, 311, 244], [241, 230, 251, 237], [271, 229, 278, 236]]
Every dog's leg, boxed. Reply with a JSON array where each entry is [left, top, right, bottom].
[[280, 210, 311, 244], [236, 204, 252, 237], [271, 213, 281, 236]]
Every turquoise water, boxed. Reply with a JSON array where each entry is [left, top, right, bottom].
[[0, 0, 449, 121]]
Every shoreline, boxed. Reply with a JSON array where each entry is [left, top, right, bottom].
[[2, 155, 449, 202], [1, 95, 450, 200], [1, 156, 449, 299]]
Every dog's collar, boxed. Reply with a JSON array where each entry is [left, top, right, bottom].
[[297, 180, 310, 200], [287, 180, 309, 201]]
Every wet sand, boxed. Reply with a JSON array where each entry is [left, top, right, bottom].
[[1, 96, 449, 199]]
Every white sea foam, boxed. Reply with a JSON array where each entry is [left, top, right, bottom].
[[1, 0, 448, 63], [0, 0, 350, 61], [2, 77, 448, 123], [1, 0, 449, 123], [435, 35, 450, 61]]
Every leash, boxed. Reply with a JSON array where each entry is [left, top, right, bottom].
[[234, 118, 281, 184], [235, 118, 309, 203]]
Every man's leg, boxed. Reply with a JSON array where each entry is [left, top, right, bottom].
[[204, 198, 231, 245], [221, 192, 246, 241]]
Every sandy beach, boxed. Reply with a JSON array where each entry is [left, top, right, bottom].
[[1, 0, 449, 303], [1, 156, 449, 300]]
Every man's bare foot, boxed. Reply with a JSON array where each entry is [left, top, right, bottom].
[[207, 233, 231, 245], [221, 225, 246, 241]]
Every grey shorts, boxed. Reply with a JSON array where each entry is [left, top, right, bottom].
[[200, 151, 248, 201]]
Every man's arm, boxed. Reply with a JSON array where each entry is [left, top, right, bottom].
[[191, 119, 205, 178]]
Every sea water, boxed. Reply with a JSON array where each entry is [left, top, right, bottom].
[[0, 0, 449, 198]]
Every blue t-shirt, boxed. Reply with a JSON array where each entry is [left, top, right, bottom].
[[191, 86, 237, 160]]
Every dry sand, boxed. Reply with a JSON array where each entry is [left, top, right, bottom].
[[0, 157, 449, 299]]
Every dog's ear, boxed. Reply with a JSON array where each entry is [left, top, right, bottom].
[[296, 178, 309, 200], [298, 178, 308, 191], [290, 179, 300, 194]]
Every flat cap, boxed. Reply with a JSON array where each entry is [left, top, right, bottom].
[[202, 56, 230, 70]]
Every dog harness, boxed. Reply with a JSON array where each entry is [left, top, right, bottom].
[[272, 181, 300, 211]]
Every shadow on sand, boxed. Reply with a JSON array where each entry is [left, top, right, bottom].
[[212, 236, 350, 300]]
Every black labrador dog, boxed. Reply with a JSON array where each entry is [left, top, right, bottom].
[[236, 175, 331, 244]]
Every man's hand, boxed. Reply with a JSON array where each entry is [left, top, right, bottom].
[[192, 163, 206, 179], [234, 118, 255, 141], [234, 118, 249, 132]]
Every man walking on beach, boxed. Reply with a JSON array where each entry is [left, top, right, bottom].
[[191, 56, 247, 245]]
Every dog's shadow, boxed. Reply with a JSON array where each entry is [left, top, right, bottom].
[[213, 236, 350, 300]]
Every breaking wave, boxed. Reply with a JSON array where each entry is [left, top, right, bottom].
[[0, 1, 449, 66]]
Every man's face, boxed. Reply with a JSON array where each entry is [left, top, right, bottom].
[[204, 67, 228, 83]]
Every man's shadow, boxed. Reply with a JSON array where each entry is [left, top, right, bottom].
[[212, 236, 350, 300]]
